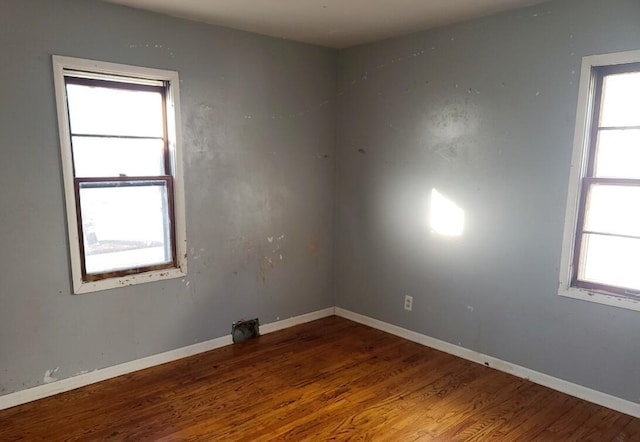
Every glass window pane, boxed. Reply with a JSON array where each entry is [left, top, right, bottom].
[[599, 72, 640, 128], [580, 233, 640, 291], [594, 129, 640, 178], [66, 83, 164, 137], [584, 184, 640, 237], [79, 181, 172, 275], [72, 137, 165, 177]]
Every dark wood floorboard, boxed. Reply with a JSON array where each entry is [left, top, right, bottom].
[[0, 316, 637, 441]]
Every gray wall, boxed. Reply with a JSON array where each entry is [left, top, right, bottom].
[[0, 0, 335, 395], [335, 0, 640, 403]]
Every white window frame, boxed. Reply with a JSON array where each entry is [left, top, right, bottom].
[[559, 49, 640, 311], [53, 55, 187, 294]]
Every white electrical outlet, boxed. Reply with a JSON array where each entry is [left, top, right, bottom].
[[404, 295, 413, 311]]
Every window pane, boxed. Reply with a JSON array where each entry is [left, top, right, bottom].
[[66, 83, 164, 137], [599, 72, 640, 127], [580, 233, 640, 291], [594, 129, 640, 178], [72, 137, 165, 177], [584, 184, 640, 237], [79, 181, 172, 275]]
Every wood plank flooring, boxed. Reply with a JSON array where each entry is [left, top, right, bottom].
[[1, 316, 638, 441]]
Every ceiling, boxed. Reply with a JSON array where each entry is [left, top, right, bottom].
[[103, 0, 547, 49]]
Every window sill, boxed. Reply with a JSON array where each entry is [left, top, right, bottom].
[[74, 266, 187, 294], [559, 286, 640, 312]]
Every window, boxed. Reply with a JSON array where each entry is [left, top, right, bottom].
[[559, 50, 640, 310], [53, 56, 187, 294]]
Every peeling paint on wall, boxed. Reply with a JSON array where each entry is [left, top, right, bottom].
[[43, 368, 59, 384], [258, 234, 287, 282], [128, 43, 175, 57], [228, 234, 288, 283]]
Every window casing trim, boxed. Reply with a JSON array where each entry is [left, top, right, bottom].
[[53, 55, 187, 294], [559, 49, 640, 311]]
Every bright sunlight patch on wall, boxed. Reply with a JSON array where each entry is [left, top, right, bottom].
[[430, 189, 465, 237]]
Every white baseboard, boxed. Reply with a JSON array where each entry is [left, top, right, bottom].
[[0, 307, 335, 411], [259, 307, 335, 335], [335, 307, 640, 418]]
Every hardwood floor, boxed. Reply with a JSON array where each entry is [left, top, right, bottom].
[[1, 316, 638, 441]]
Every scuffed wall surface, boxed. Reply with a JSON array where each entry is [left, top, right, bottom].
[[335, 0, 640, 402], [0, 0, 335, 395]]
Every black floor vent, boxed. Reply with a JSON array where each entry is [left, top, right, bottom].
[[232, 318, 260, 343]]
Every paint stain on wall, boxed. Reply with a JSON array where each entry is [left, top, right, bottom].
[[308, 238, 320, 258]]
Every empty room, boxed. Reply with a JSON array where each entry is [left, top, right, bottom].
[[1, 0, 640, 439]]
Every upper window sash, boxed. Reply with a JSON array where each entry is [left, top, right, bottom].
[[63, 69, 165, 87]]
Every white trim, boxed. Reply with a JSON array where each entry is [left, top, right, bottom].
[[0, 307, 334, 411], [558, 49, 640, 311], [581, 49, 640, 68], [557, 53, 596, 298], [259, 307, 335, 335], [561, 287, 640, 312], [51, 55, 187, 294], [335, 308, 640, 418]]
